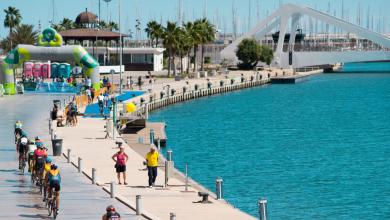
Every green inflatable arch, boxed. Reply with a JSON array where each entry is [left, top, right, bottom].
[[0, 28, 100, 94]]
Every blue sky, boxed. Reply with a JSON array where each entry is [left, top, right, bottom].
[[0, 0, 389, 39]]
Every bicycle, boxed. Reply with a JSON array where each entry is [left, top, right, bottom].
[[30, 163, 35, 185], [98, 101, 104, 115], [48, 191, 59, 219], [37, 171, 43, 195], [20, 154, 26, 173]]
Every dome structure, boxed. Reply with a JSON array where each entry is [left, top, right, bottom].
[[75, 10, 97, 24]]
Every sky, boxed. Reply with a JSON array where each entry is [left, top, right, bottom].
[[0, 0, 389, 39]]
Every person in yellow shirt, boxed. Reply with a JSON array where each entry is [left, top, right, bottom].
[[146, 146, 159, 187]]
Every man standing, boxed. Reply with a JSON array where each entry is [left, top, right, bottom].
[[103, 76, 107, 86], [146, 146, 159, 187], [138, 75, 142, 90], [86, 77, 92, 89]]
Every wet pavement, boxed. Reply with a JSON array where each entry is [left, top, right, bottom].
[[0, 94, 145, 219]]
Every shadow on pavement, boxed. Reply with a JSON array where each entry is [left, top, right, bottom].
[[19, 214, 52, 219], [17, 204, 46, 210]]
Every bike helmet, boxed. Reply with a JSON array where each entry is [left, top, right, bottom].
[[46, 158, 52, 162], [16, 120, 20, 123], [29, 141, 35, 145], [36, 142, 43, 148], [35, 136, 40, 140], [51, 164, 57, 169], [106, 205, 115, 212], [22, 133, 27, 137]]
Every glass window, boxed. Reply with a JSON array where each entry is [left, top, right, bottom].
[[132, 54, 153, 63], [123, 54, 131, 63]]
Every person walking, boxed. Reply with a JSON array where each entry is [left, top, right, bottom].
[[149, 76, 154, 91], [91, 87, 95, 104], [130, 76, 133, 90], [126, 77, 130, 90], [86, 88, 92, 105], [146, 146, 159, 187], [138, 75, 142, 90], [111, 146, 129, 185]]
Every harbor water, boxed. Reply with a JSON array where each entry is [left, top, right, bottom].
[[148, 64, 390, 219]]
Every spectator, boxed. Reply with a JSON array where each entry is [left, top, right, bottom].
[[126, 77, 130, 90], [91, 87, 95, 104], [67, 77, 72, 83], [138, 75, 142, 90], [86, 88, 92, 105], [72, 97, 78, 125], [52, 105, 65, 127], [100, 79, 103, 88], [103, 205, 121, 220], [42, 76, 46, 82], [86, 77, 92, 89], [147, 71, 151, 78], [111, 145, 129, 185], [103, 76, 107, 85], [106, 79, 111, 94], [22, 74, 26, 83], [146, 146, 159, 187], [130, 76, 133, 90], [69, 102, 77, 126], [60, 75, 65, 83], [149, 76, 154, 91], [53, 77, 57, 82]]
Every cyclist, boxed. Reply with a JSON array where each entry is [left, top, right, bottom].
[[102, 205, 121, 220], [16, 133, 29, 169], [45, 163, 61, 214], [98, 93, 104, 111], [33, 143, 47, 184], [41, 158, 52, 202], [14, 120, 23, 144], [35, 136, 43, 147], [27, 141, 37, 172], [103, 92, 109, 108]]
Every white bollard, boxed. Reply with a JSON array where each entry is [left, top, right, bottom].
[[136, 195, 142, 215], [78, 157, 82, 173], [67, 149, 72, 163], [92, 168, 97, 184], [110, 181, 115, 198]]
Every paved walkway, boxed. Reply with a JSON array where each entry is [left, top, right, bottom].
[[0, 94, 144, 219], [55, 70, 271, 220]]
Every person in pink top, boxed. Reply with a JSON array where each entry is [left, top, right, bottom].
[[111, 146, 129, 185]]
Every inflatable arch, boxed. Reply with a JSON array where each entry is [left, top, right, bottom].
[[0, 28, 100, 94]]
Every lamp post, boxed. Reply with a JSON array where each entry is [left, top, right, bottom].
[[38, 19, 41, 33], [95, 16, 100, 64], [119, 0, 122, 95], [103, 0, 111, 24]]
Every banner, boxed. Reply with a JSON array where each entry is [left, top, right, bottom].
[[34, 82, 86, 93]]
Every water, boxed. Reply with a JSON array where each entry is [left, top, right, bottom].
[[148, 65, 390, 219]]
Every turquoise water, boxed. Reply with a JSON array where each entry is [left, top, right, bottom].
[[148, 70, 390, 219]]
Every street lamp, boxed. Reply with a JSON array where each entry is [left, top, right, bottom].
[[95, 16, 100, 64], [103, 0, 111, 24]]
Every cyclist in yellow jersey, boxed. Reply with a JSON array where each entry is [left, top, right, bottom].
[[41, 158, 52, 202]]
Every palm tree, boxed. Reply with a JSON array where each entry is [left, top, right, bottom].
[[154, 23, 163, 47], [99, 21, 107, 30], [191, 20, 204, 72], [11, 24, 39, 46], [145, 21, 158, 47], [4, 6, 22, 50], [162, 21, 179, 77], [59, 18, 74, 30], [52, 24, 64, 32], [107, 21, 119, 31], [177, 29, 191, 75], [183, 21, 199, 73], [198, 18, 215, 71]]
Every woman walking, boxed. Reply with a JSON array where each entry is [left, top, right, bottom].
[[111, 146, 129, 185], [149, 76, 154, 91]]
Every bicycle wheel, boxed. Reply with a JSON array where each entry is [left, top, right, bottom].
[[21, 160, 26, 173], [53, 196, 58, 219], [39, 181, 43, 195], [47, 198, 52, 216]]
